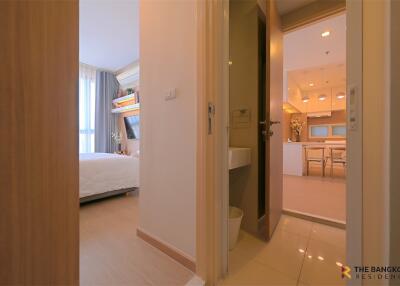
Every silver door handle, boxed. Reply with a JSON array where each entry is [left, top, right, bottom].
[[267, 120, 280, 139], [260, 120, 280, 126]]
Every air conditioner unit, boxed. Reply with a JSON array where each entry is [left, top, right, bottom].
[[307, 111, 331, 118], [116, 65, 139, 87]]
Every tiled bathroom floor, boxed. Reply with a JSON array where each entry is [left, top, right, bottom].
[[220, 215, 346, 286]]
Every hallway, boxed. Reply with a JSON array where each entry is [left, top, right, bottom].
[[221, 215, 345, 286]]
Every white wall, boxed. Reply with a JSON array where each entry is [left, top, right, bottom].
[[138, 0, 197, 259]]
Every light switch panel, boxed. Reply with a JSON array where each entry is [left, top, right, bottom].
[[165, 88, 177, 101]]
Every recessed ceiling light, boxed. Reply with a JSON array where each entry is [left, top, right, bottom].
[[318, 94, 327, 101], [298, 248, 305, 253], [336, 262, 343, 267], [302, 96, 310, 103], [336, 92, 345, 99], [318, 256, 325, 261], [321, 31, 330, 37], [309, 83, 314, 87]]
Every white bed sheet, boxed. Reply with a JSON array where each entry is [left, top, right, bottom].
[[79, 153, 139, 198]]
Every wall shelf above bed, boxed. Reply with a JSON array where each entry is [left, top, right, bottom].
[[112, 93, 135, 105], [111, 103, 140, 114]]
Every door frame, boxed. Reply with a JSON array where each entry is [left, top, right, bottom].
[[346, 0, 363, 281], [196, 0, 364, 285], [195, 0, 229, 284]]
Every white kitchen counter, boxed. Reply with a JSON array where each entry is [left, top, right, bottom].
[[283, 142, 346, 176]]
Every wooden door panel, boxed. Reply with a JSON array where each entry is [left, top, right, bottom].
[[0, 1, 79, 285], [266, 0, 283, 239]]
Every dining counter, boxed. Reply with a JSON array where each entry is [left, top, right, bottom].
[[283, 142, 346, 176]]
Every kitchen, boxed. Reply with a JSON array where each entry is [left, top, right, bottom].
[[282, 14, 347, 224]]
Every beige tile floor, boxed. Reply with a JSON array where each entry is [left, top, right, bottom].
[[283, 167, 346, 222], [80, 192, 345, 286], [220, 215, 346, 286], [80, 192, 194, 286]]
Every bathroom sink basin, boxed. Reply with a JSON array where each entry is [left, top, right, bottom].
[[229, 147, 251, 170]]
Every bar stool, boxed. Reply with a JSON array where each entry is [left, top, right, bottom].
[[304, 146, 326, 177], [329, 147, 346, 177]]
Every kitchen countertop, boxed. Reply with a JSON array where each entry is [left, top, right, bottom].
[[284, 141, 346, 146]]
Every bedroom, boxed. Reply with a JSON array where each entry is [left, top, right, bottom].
[[78, 0, 140, 200], [78, 1, 194, 284]]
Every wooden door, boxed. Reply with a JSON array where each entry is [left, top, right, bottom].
[[265, 0, 283, 239], [0, 1, 79, 285]]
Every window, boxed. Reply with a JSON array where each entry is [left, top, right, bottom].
[[79, 64, 96, 153], [332, 125, 346, 137], [309, 124, 346, 138], [310, 126, 329, 137]]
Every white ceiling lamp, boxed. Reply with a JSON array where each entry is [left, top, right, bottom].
[[302, 96, 310, 103], [318, 94, 327, 101], [336, 92, 345, 99], [321, 30, 330, 37], [309, 82, 315, 87]]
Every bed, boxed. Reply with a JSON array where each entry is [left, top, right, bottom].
[[79, 153, 139, 203]]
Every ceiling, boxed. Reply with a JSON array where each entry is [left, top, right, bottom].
[[276, 0, 317, 15], [284, 13, 346, 72], [288, 63, 346, 92], [79, 0, 139, 72], [284, 14, 347, 113]]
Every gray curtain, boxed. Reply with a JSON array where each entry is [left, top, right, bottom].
[[95, 71, 120, 153]]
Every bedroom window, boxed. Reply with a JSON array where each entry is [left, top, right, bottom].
[[79, 64, 96, 153]]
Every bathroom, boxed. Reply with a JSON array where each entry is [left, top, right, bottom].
[[228, 0, 270, 244], [223, 1, 347, 285]]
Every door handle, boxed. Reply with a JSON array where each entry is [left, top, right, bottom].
[[267, 120, 280, 138], [260, 120, 280, 126], [208, 102, 215, 135]]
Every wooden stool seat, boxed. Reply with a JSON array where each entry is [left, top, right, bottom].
[[304, 146, 327, 177], [329, 146, 347, 177]]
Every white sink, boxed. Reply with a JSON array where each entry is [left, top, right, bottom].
[[229, 147, 251, 170]]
